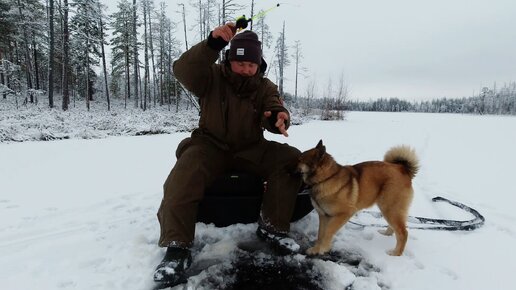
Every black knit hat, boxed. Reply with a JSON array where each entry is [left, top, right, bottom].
[[229, 30, 262, 65]]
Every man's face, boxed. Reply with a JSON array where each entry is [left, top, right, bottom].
[[230, 61, 259, 77]]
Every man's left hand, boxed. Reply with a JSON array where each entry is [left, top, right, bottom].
[[264, 111, 289, 137]]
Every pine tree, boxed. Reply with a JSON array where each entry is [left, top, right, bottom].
[[0, 1, 15, 49], [14, 0, 46, 104], [0, 0, 16, 100], [110, 0, 133, 108], [153, 2, 180, 108], [70, 0, 103, 110]]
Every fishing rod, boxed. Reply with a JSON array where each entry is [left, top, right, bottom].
[[233, 3, 281, 32]]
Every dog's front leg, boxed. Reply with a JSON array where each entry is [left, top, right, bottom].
[[307, 212, 329, 255], [308, 212, 353, 255]]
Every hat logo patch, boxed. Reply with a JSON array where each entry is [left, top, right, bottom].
[[236, 48, 245, 56]]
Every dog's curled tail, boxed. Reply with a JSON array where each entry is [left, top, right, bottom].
[[384, 145, 419, 179]]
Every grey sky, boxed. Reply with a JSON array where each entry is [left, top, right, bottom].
[[268, 0, 516, 100], [103, 0, 516, 101]]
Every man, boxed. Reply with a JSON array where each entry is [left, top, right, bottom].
[[153, 22, 302, 284]]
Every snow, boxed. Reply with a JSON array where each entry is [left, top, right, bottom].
[[1, 111, 516, 290]]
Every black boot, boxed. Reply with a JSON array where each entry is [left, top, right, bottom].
[[153, 247, 192, 284], [256, 226, 300, 254]]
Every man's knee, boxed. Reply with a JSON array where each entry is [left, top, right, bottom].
[[175, 137, 192, 159], [267, 142, 301, 174]]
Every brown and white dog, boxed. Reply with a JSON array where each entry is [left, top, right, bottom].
[[297, 140, 419, 256]]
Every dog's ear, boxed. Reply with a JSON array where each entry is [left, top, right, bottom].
[[316, 139, 326, 159]]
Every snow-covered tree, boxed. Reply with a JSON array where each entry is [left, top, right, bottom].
[[70, 0, 103, 110], [110, 0, 133, 107], [253, 11, 273, 50], [191, 0, 218, 42], [291, 40, 307, 105], [12, 0, 46, 104], [153, 1, 180, 107], [0, 0, 16, 100], [274, 21, 289, 98], [221, 0, 243, 25]]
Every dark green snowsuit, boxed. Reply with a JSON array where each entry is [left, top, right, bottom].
[[157, 33, 302, 248]]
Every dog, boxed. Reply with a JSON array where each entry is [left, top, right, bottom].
[[297, 140, 419, 256]]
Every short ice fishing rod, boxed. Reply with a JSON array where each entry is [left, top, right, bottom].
[[233, 3, 280, 32]]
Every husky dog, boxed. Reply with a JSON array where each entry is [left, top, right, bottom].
[[297, 140, 419, 256]]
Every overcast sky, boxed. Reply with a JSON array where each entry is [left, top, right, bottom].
[[103, 0, 516, 101]]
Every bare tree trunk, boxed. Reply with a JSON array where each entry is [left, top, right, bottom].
[[198, 0, 202, 39], [132, 0, 139, 109], [278, 21, 286, 97], [17, 0, 34, 102], [167, 25, 172, 111], [222, 0, 225, 24], [73, 66, 77, 108], [148, 3, 157, 108], [180, 3, 188, 50], [32, 36, 40, 91], [159, 38, 163, 106], [143, 0, 149, 111], [85, 6, 90, 111], [124, 42, 130, 108], [1, 49, 5, 99], [175, 80, 179, 113], [250, 0, 254, 30], [139, 64, 143, 108], [98, 2, 110, 111], [62, 0, 70, 111], [294, 41, 301, 105], [159, 3, 165, 106], [48, 0, 55, 108], [86, 42, 90, 110]]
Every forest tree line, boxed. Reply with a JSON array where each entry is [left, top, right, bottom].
[[344, 83, 516, 115], [281, 81, 516, 118], [1, 0, 514, 117], [0, 0, 299, 112]]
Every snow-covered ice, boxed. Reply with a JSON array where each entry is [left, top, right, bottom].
[[1, 111, 516, 289]]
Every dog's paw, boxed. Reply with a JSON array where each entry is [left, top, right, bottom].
[[306, 245, 331, 256], [387, 249, 402, 256], [378, 227, 394, 236], [306, 246, 321, 256]]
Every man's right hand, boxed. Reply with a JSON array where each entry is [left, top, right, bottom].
[[212, 23, 236, 42], [264, 111, 289, 137]]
